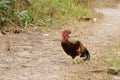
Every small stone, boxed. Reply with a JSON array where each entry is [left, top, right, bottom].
[[16, 51, 30, 58], [112, 76, 120, 80], [92, 18, 97, 23], [43, 34, 49, 37]]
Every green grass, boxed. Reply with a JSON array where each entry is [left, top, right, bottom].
[[104, 50, 120, 67], [105, 36, 120, 68], [0, 0, 94, 29]]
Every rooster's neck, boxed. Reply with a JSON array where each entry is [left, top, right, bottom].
[[62, 36, 69, 42]]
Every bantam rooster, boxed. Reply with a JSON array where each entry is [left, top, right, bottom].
[[61, 30, 90, 61]]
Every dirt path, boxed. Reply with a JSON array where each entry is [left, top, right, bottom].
[[0, 6, 120, 80]]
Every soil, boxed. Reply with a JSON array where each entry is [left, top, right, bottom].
[[0, 6, 120, 80]]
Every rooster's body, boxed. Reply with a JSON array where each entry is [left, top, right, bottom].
[[61, 30, 90, 61]]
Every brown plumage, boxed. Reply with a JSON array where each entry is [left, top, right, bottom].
[[61, 30, 90, 61]]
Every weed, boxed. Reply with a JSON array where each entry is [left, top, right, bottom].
[[0, 0, 94, 29], [105, 51, 120, 67]]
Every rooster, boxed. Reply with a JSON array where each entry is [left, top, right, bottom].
[[61, 30, 90, 61]]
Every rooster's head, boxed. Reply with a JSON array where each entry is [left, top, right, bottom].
[[62, 30, 71, 41]]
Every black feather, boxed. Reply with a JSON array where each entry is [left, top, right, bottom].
[[61, 41, 79, 59], [80, 48, 90, 61], [61, 40, 90, 61]]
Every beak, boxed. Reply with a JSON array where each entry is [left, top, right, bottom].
[[68, 34, 72, 37], [68, 34, 77, 37]]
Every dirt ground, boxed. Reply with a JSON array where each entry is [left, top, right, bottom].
[[0, 5, 120, 80]]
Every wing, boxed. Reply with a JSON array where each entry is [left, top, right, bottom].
[[61, 40, 80, 58], [61, 41, 73, 55]]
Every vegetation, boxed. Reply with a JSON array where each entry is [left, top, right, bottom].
[[0, 0, 120, 30], [105, 51, 120, 67], [0, 0, 94, 30], [104, 36, 120, 68]]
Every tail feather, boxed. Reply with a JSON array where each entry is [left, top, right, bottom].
[[80, 48, 90, 61]]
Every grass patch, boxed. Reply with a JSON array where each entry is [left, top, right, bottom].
[[0, 0, 94, 29], [104, 51, 120, 67], [105, 35, 120, 67]]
